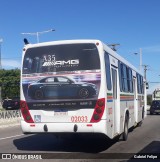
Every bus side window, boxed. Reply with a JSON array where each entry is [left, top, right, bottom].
[[104, 52, 112, 90], [118, 61, 123, 92], [141, 76, 144, 94], [119, 62, 132, 93], [127, 68, 133, 93], [122, 64, 128, 92], [137, 74, 144, 94]]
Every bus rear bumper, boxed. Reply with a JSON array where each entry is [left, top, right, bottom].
[[21, 120, 107, 135]]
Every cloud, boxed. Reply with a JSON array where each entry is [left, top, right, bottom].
[[2, 59, 21, 69]]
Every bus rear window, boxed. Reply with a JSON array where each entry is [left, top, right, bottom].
[[23, 43, 100, 74]]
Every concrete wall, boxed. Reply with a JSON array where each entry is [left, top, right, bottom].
[[0, 110, 21, 128]]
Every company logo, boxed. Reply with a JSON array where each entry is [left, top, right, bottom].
[[42, 55, 79, 67]]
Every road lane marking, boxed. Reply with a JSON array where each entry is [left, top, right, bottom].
[[0, 134, 24, 141]]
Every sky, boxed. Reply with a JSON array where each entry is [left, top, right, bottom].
[[0, 0, 160, 93]]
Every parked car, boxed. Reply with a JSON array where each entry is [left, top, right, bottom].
[[150, 100, 160, 115], [2, 97, 20, 110], [27, 76, 97, 100]]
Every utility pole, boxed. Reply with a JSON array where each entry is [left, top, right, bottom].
[[142, 65, 149, 80], [142, 64, 149, 118], [0, 38, 3, 69], [139, 48, 142, 72], [134, 48, 142, 72], [0, 38, 3, 108]]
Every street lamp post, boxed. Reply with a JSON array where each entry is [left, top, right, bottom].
[[0, 38, 3, 69], [134, 48, 142, 72], [140, 48, 142, 72], [21, 29, 55, 43], [0, 38, 3, 108]]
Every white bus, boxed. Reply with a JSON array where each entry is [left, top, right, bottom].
[[20, 39, 147, 141]]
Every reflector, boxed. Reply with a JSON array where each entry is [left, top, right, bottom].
[[96, 42, 99, 46]]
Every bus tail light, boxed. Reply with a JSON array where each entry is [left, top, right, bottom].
[[90, 98, 105, 123], [20, 100, 34, 123]]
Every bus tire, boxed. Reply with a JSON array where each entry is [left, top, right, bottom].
[[142, 107, 144, 119], [34, 90, 44, 100], [122, 115, 129, 141]]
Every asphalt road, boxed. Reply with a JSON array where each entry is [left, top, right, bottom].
[[0, 113, 160, 162]]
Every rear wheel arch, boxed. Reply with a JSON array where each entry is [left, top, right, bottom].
[[125, 110, 129, 120], [138, 107, 144, 127]]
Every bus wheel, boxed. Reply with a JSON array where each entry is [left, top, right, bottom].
[[122, 115, 129, 141], [142, 107, 144, 119], [78, 88, 89, 98], [34, 90, 43, 100]]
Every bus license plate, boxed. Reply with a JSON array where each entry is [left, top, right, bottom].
[[54, 111, 68, 116]]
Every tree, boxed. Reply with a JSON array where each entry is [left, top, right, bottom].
[[0, 69, 20, 99]]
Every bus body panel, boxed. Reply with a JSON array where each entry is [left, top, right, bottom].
[[25, 109, 94, 123], [21, 119, 107, 134]]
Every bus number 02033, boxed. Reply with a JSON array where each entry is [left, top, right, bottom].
[[71, 116, 88, 122]]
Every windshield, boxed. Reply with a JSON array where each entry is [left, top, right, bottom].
[[23, 43, 100, 74]]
